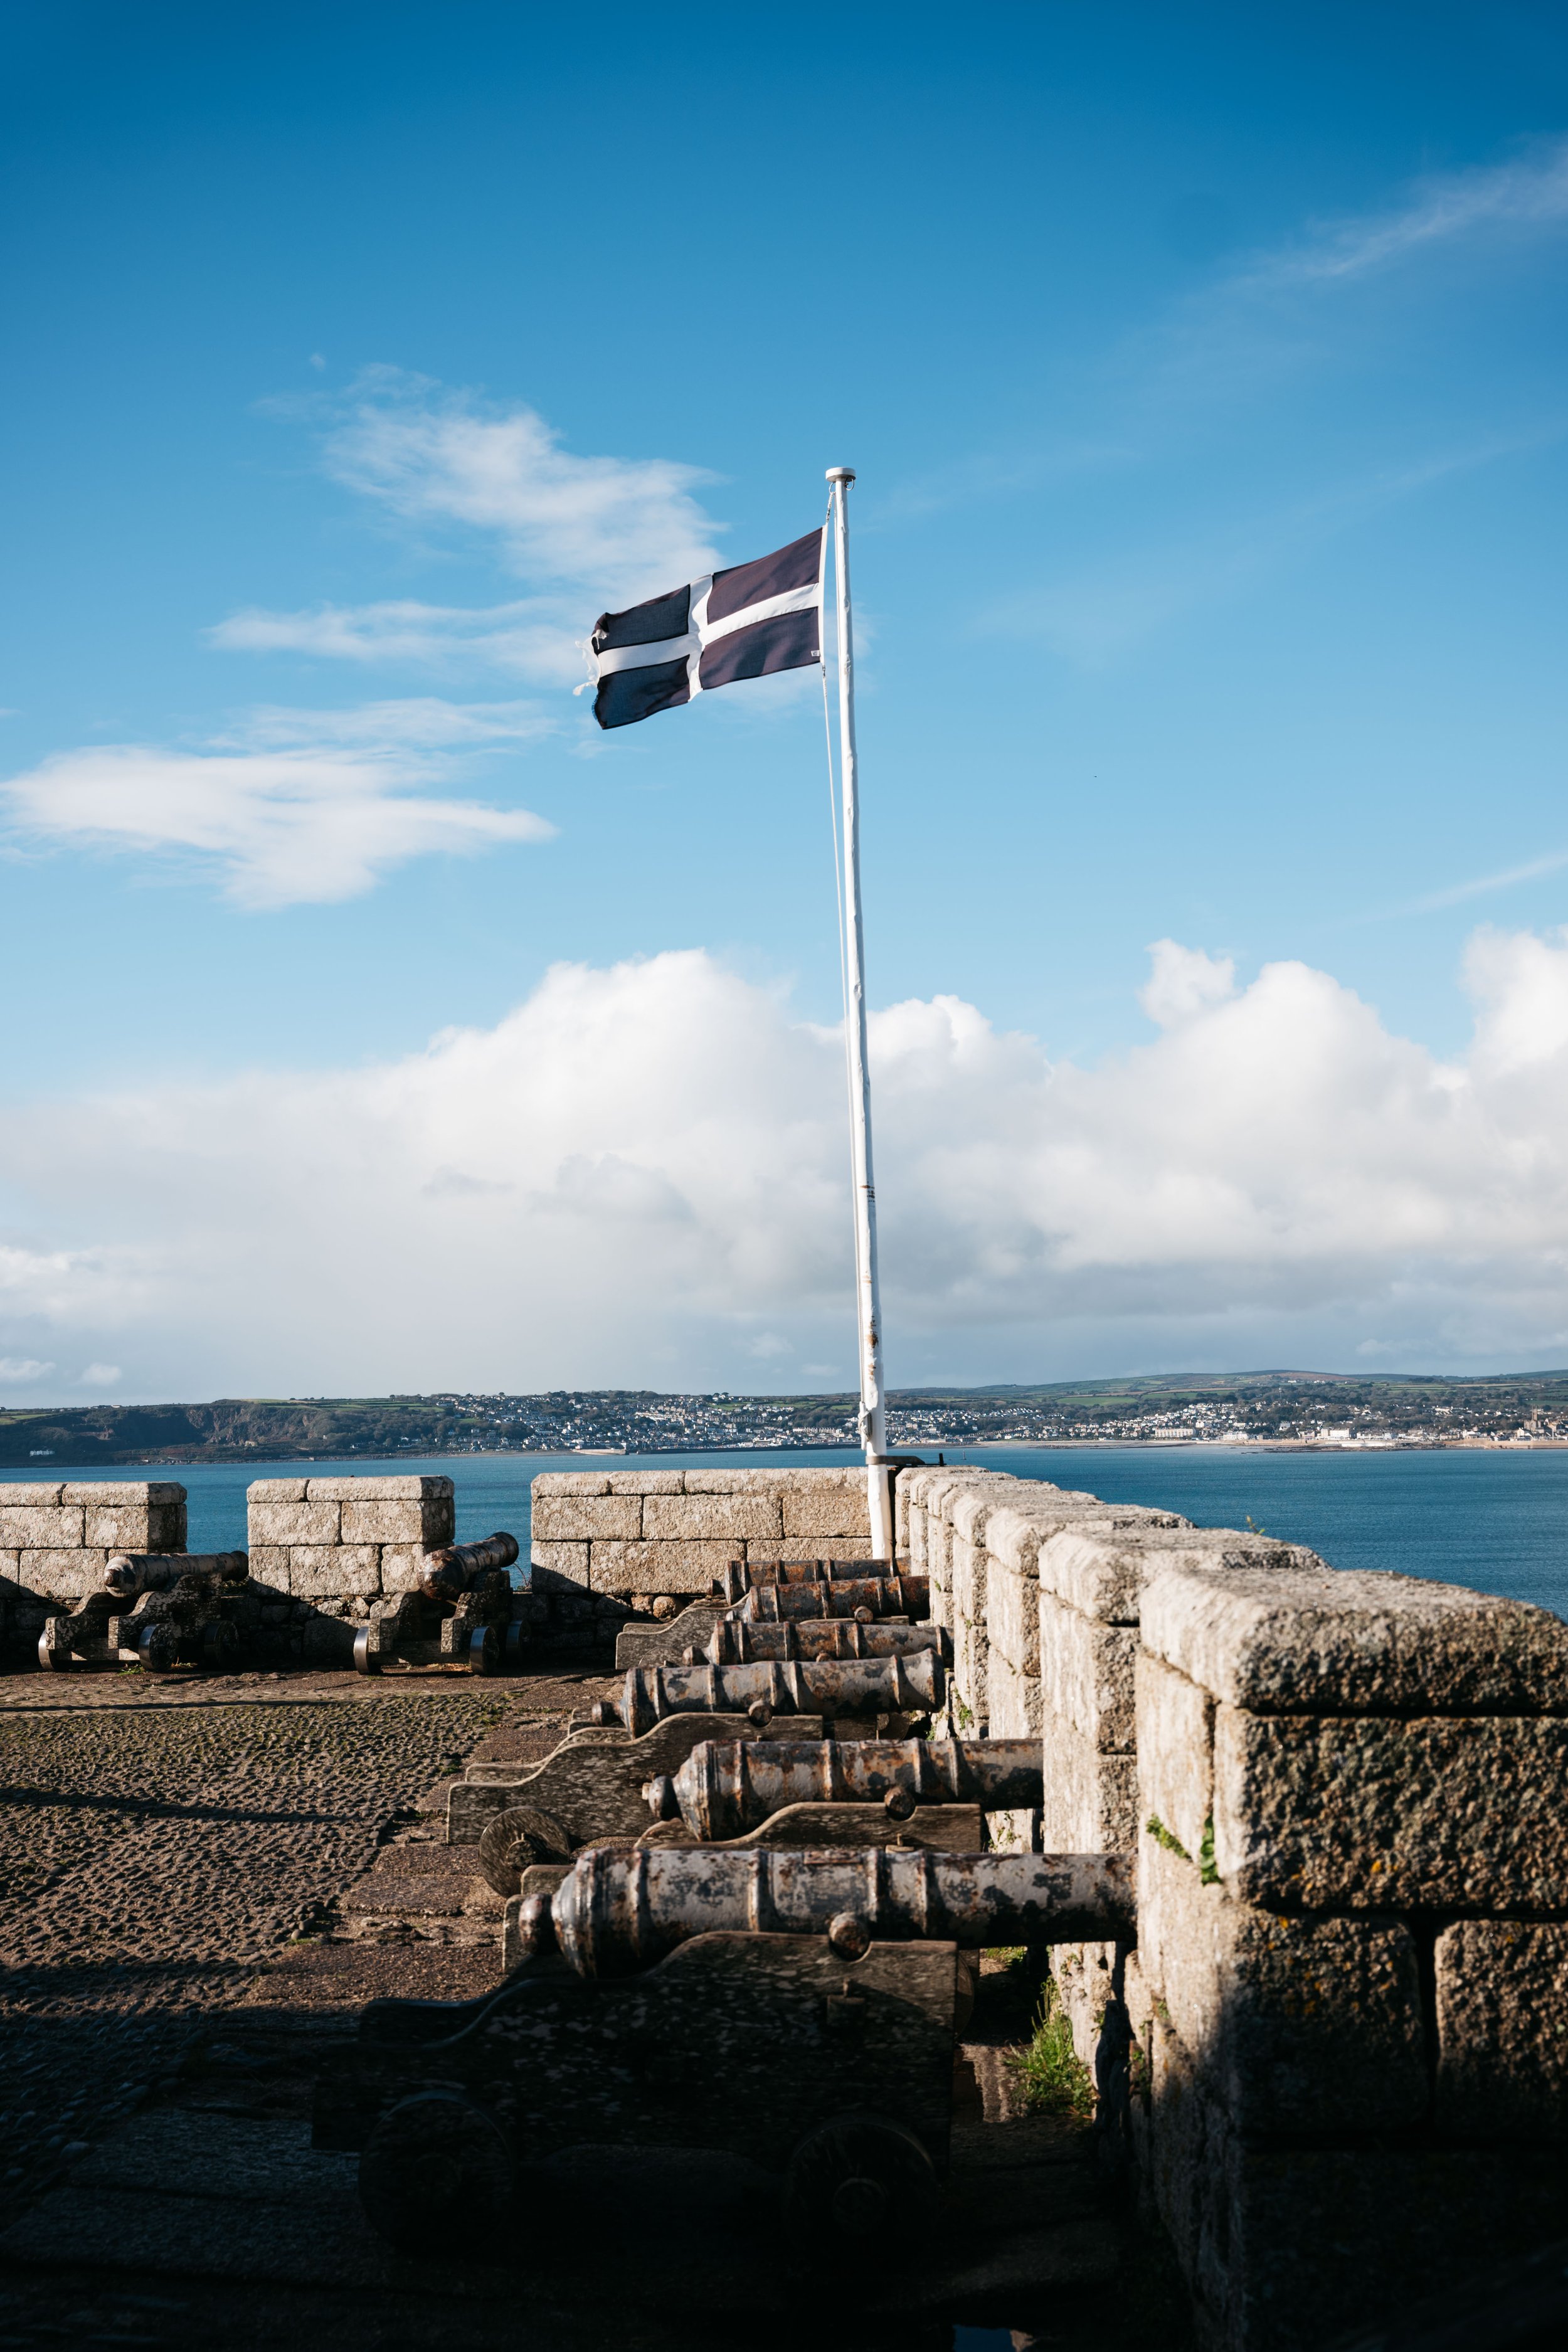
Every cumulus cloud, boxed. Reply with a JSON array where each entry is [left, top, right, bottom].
[[208, 599, 587, 689], [0, 1358, 54, 1382], [7, 932, 1568, 1395], [1, 699, 556, 907]]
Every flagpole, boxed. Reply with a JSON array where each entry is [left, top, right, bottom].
[[827, 466, 894, 1562]]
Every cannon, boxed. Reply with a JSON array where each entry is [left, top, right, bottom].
[[352, 1533, 521, 1675], [594, 1651, 944, 1737], [701, 1616, 948, 1666], [646, 1734, 1043, 1844], [447, 1712, 829, 1888], [712, 1557, 894, 1604], [736, 1576, 929, 1624], [39, 1554, 252, 1671], [312, 1845, 1133, 2254]]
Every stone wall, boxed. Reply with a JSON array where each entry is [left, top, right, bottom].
[[0, 1480, 188, 1649], [530, 1464, 873, 1606], [898, 1459, 1568, 2352]]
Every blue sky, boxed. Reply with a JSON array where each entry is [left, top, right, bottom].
[[5, 3, 1568, 1399]]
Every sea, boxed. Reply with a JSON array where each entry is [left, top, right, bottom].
[[10, 1442, 1568, 1619]]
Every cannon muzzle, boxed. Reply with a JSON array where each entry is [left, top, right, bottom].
[[420, 1533, 519, 1599], [539, 1845, 1134, 1977], [664, 1735, 1042, 1842]]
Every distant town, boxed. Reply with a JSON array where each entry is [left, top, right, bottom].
[[5, 1369, 1568, 1465]]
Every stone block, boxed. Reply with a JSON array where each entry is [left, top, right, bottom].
[[1213, 1708, 1568, 1909], [0, 1482, 63, 1504], [780, 1488, 868, 1540], [1041, 1723, 1138, 1851], [1039, 1527, 1295, 1627], [305, 1475, 455, 1502], [531, 1492, 642, 1541], [589, 1539, 736, 1595], [0, 1549, 22, 1579], [1136, 1836, 1426, 2134], [1136, 1650, 1213, 1858], [1142, 1556, 1568, 1715], [987, 1562, 1040, 1673], [18, 1551, 110, 1598], [61, 1481, 185, 1506], [247, 1479, 308, 1503], [644, 1494, 784, 1541], [987, 1650, 1044, 1738], [953, 1601, 989, 1730], [1436, 1920, 1568, 2139], [604, 1469, 685, 1493], [245, 1547, 290, 1589], [682, 1468, 801, 1494], [0, 1506, 84, 1546], [1042, 1594, 1138, 1754], [82, 1504, 184, 1550], [339, 1498, 452, 1546], [530, 1541, 590, 1590], [287, 1545, 381, 1597], [378, 1545, 426, 1593], [248, 1500, 341, 1545], [531, 1472, 612, 1499]]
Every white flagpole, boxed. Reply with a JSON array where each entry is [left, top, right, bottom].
[[826, 465, 894, 1561]]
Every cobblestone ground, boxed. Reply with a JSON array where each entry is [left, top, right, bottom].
[[0, 1677, 540, 2201]]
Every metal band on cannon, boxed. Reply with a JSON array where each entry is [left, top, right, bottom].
[[598, 1650, 944, 1736], [541, 1845, 1135, 1978], [657, 1735, 1042, 1843]]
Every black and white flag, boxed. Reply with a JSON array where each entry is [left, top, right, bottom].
[[585, 526, 824, 729]]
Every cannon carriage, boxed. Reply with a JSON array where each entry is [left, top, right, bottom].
[[352, 1534, 522, 1675], [38, 1552, 252, 1671]]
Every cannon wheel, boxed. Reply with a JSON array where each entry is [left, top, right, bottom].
[[38, 1621, 74, 1671], [783, 2110, 940, 2239], [202, 1618, 240, 1670], [352, 1625, 381, 1676], [469, 1624, 500, 1676], [477, 1804, 572, 1899], [504, 1621, 527, 1668], [359, 2090, 512, 2245]]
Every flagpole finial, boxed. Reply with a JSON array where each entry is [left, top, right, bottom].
[[826, 466, 856, 483]]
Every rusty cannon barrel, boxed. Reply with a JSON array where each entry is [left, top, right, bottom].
[[533, 1845, 1134, 1978], [737, 1576, 929, 1625], [703, 1618, 950, 1666], [103, 1551, 249, 1597], [715, 1557, 894, 1603], [655, 1735, 1043, 1842], [420, 1532, 519, 1600], [595, 1651, 944, 1737]]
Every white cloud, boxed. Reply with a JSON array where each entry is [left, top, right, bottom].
[[1, 699, 556, 908], [1232, 139, 1568, 294], [320, 368, 723, 603], [0, 1358, 54, 1382], [1140, 941, 1235, 1029], [9, 933, 1568, 1393], [208, 600, 587, 689], [79, 1362, 122, 1387]]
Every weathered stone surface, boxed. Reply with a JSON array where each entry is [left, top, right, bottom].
[[83, 1504, 184, 1550], [644, 1493, 783, 1541], [588, 1538, 734, 1594], [531, 1492, 643, 1541], [245, 1546, 291, 1587], [304, 1475, 454, 1502], [529, 1540, 589, 1589], [0, 1549, 22, 1579], [1142, 1556, 1568, 1715], [61, 1481, 186, 1506], [247, 1478, 308, 1503], [1040, 1722, 1138, 1851], [532, 1471, 612, 1499], [1213, 1707, 1568, 1909], [779, 1488, 868, 1539], [17, 1551, 110, 1597], [1136, 1837, 1426, 2134], [0, 1482, 64, 1505], [339, 1498, 453, 1547], [987, 1562, 1040, 1673], [603, 1468, 685, 1493], [1436, 1919, 1568, 2139], [0, 1506, 84, 1545], [987, 1650, 1044, 1738], [1039, 1527, 1296, 1626], [378, 1545, 426, 1593], [1136, 1650, 1213, 1858], [248, 1500, 341, 1546], [287, 1545, 381, 1597], [1042, 1594, 1138, 1754]]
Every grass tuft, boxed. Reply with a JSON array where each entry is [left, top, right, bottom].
[[1008, 1977, 1096, 2122]]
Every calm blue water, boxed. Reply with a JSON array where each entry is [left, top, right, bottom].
[[8, 1443, 1567, 1619]]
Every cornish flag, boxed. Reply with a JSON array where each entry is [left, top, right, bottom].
[[586, 527, 824, 729]]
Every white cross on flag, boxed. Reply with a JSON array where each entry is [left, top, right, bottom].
[[585, 527, 824, 729]]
